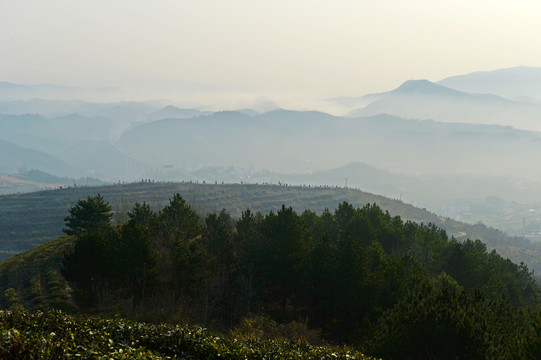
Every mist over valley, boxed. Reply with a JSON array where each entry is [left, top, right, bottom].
[[3, 68, 541, 240]]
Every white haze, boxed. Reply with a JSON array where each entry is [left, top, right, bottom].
[[2, 0, 541, 109]]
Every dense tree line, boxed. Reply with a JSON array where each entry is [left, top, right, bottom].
[[62, 194, 541, 359]]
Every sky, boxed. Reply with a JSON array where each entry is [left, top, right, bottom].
[[1, 0, 541, 109]]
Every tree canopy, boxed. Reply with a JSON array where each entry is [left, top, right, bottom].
[[58, 194, 541, 359], [63, 194, 113, 236]]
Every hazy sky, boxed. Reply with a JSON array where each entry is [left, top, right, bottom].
[[1, 0, 540, 108]]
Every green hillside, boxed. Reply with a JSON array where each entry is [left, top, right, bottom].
[[1, 182, 539, 273], [1, 193, 539, 359], [0, 235, 76, 312], [0, 182, 437, 256]]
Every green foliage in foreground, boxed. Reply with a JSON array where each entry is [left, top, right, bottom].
[[0, 310, 376, 359], [3, 193, 541, 359]]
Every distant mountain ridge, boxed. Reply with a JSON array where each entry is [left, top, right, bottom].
[[437, 66, 541, 100], [147, 105, 213, 121], [119, 109, 541, 180], [347, 79, 541, 131], [326, 66, 541, 115], [0, 139, 72, 175]]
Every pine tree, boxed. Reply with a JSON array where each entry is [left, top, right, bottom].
[[63, 194, 112, 236]]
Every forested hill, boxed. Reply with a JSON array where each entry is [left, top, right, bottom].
[[1, 193, 540, 359], [0, 181, 538, 273]]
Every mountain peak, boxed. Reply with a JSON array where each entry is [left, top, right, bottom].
[[397, 79, 433, 88], [393, 79, 462, 96]]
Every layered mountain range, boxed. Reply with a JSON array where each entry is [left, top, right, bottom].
[[2, 67, 541, 236]]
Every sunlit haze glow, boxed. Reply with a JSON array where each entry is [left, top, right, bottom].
[[1, 0, 541, 111]]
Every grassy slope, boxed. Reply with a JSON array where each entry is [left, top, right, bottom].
[[0, 236, 76, 311], [0, 182, 538, 273], [0, 182, 440, 253]]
